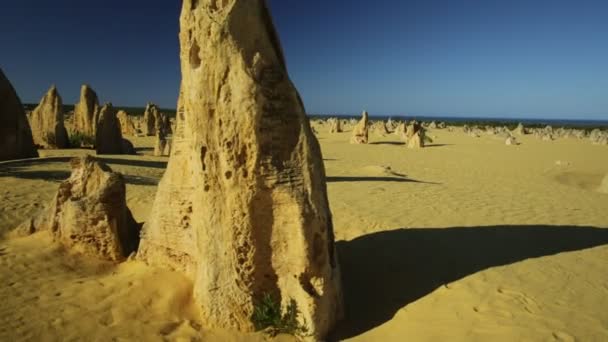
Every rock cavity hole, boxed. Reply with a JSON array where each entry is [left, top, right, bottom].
[[190, 40, 201, 69]]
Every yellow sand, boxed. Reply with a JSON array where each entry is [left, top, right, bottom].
[[1, 128, 607, 341]]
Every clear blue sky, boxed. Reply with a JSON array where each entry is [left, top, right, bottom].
[[1, 0, 607, 119]]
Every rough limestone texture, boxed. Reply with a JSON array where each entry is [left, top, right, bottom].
[[0, 69, 38, 161], [29, 85, 69, 149], [117, 110, 138, 136], [16, 156, 140, 261], [350, 111, 369, 144], [137, 0, 342, 338], [73, 84, 100, 136], [96, 104, 135, 155]]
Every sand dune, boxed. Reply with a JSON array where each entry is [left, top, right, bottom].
[[1, 129, 607, 341]]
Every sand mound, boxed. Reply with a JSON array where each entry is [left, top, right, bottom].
[[553, 171, 606, 192]]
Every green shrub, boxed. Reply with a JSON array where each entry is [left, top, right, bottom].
[[251, 293, 309, 337], [69, 132, 95, 148]]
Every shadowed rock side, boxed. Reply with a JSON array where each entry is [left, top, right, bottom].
[[28, 85, 69, 149], [96, 104, 135, 155], [0, 69, 38, 161], [14, 156, 140, 262], [73, 84, 100, 136], [137, 0, 342, 338]]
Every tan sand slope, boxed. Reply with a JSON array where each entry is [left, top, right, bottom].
[[1, 129, 608, 341]]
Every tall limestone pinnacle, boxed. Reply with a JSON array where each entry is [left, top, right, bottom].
[[137, 0, 343, 338], [29, 85, 69, 149], [0, 68, 38, 161], [74, 84, 100, 136]]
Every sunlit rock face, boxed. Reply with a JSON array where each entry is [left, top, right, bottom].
[[137, 0, 343, 339]]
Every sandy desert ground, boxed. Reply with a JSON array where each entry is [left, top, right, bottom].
[[1, 126, 607, 341]]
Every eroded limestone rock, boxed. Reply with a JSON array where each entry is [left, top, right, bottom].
[[117, 110, 137, 136], [29, 85, 69, 149], [407, 129, 426, 149], [16, 156, 140, 261], [96, 103, 135, 155], [138, 0, 342, 338], [328, 117, 342, 133], [153, 131, 169, 157], [0, 68, 38, 161], [73, 84, 100, 136], [350, 111, 369, 144]]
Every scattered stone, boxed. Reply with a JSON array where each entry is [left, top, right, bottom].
[[506, 136, 519, 146], [137, 1, 342, 338], [0, 68, 38, 161], [15, 156, 140, 262], [28, 85, 69, 149]]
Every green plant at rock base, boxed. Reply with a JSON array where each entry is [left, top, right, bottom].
[[69, 132, 95, 148], [251, 293, 309, 338]]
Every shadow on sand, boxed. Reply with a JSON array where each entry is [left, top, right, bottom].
[[369, 141, 405, 146], [332, 225, 608, 339], [0, 157, 162, 186], [327, 176, 438, 184], [425, 143, 453, 148]]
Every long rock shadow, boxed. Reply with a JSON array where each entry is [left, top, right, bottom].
[[332, 225, 608, 339], [0, 156, 167, 170], [369, 141, 405, 146], [97, 158, 167, 169], [0, 169, 158, 186], [0, 157, 161, 186], [327, 176, 438, 184], [425, 143, 453, 148]]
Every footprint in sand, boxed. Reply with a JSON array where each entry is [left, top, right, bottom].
[[497, 287, 542, 314], [472, 305, 514, 318], [551, 331, 575, 342]]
